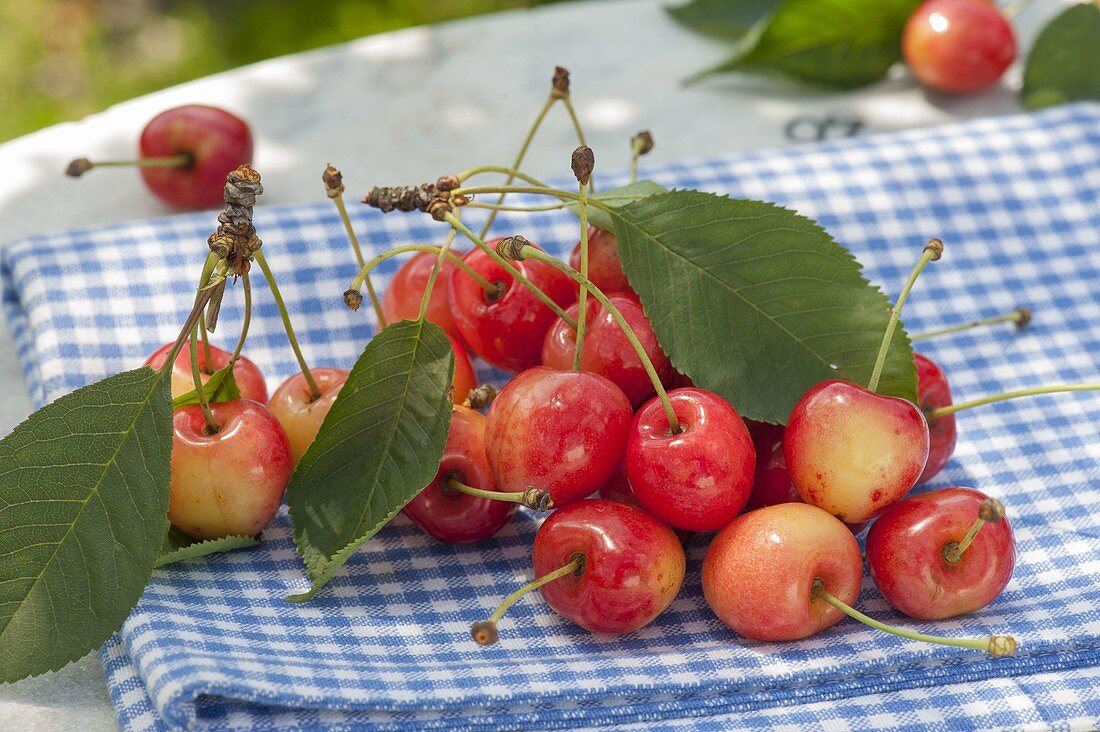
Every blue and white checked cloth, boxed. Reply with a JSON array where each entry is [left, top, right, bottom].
[[3, 104, 1100, 731]]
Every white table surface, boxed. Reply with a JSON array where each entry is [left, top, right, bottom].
[[0, 0, 1075, 729]]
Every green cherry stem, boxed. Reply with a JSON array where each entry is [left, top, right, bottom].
[[927, 384, 1100, 419], [812, 580, 1016, 657], [229, 270, 253, 366], [327, 175, 387, 328], [345, 242, 497, 302], [416, 228, 459, 322], [65, 153, 191, 177], [253, 249, 321, 400], [513, 241, 680, 432], [189, 324, 219, 433], [943, 498, 1005, 565], [629, 131, 654, 184], [868, 238, 943, 393], [465, 201, 571, 213], [911, 307, 1031, 342], [195, 252, 219, 373], [571, 146, 594, 371], [561, 97, 590, 190], [456, 165, 551, 189], [157, 278, 219, 380], [445, 475, 554, 511], [471, 553, 585, 646], [450, 185, 611, 211]]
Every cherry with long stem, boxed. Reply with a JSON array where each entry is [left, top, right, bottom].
[[253, 249, 321, 401], [324, 165, 387, 326], [912, 307, 1031, 342], [471, 555, 584, 645], [571, 146, 594, 371], [445, 476, 553, 511], [942, 497, 1005, 564], [927, 384, 1100, 419], [66, 153, 192, 178]]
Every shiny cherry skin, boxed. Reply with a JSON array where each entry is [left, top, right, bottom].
[[784, 379, 930, 523], [448, 243, 577, 372], [702, 502, 862, 642], [169, 399, 292, 540], [867, 487, 1015, 620], [541, 292, 672, 406], [534, 499, 685, 634], [485, 367, 633, 507], [903, 0, 1016, 94], [915, 352, 956, 484], [381, 250, 465, 343], [448, 335, 477, 405], [139, 105, 253, 209], [403, 406, 515, 543], [268, 368, 349, 465], [568, 226, 634, 295], [145, 342, 267, 402], [626, 388, 755, 532]]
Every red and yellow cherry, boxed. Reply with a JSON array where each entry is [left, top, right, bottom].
[[915, 352, 957, 483], [448, 243, 577, 372], [626, 388, 755, 532], [381, 250, 465, 343], [67, 105, 253, 210], [485, 367, 632, 507], [448, 335, 477, 405], [903, 0, 1016, 94], [784, 379, 930, 523], [144, 341, 268, 403], [268, 368, 349, 465], [541, 292, 672, 406], [703, 502, 861, 642], [403, 406, 516, 543], [568, 226, 634, 295], [169, 399, 292, 540], [867, 487, 1014, 620]]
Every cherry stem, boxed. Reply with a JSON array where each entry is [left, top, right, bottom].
[[189, 324, 220, 433], [253, 250, 321, 400], [65, 153, 191, 177], [456, 165, 550, 189], [445, 476, 554, 511], [868, 238, 943, 393], [561, 97, 591, 190], [194, 253, 219, 374], [927, 384, 1100, 419], [515, 243, 681, 433], [630, 137, 646, 184], [157, 279, 218, 380], [911, 307, 1031, 342], [471, 554, 584, 646], [445, 213, 578, 330], [330, 189, 387, 328], [812, 580, 1016, 657], [415, 228, 459, 323], [346, 242, 497, 300], [465, 201, 571, 213], [943, 498, 1005, 565], [450, 185, 612, 212], [229, 270, 252, 367], [572, 179, 591, 371]]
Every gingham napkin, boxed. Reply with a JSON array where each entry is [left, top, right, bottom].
[[3, 104, 1099, 732]]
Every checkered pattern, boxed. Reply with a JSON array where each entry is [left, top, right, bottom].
[[3, 104, 1099, 732]]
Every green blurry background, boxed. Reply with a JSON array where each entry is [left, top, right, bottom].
[[0, 0, 559, 143]]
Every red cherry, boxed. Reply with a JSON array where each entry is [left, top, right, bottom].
[[403, 406, 515, 543], [448, 335, 477, 406], [915, 353, 957, 483], [139, 105, 253, 209], [784, 379, 930, 523], [903, 0, 1016, 94], [568, 226, 634, 295], [541, 292, 672, 406], [532, 499, 685, 634], [169, 399, 292, 540], [381, 250, 466, 343], [447, 243, 577, 372], [626, 388, 755, 532], [703, 502, 862, 642], [268, 368, 349, 465], [485, 367, 632, 507], [867, 487, 1014, 620], [145, 342, 267, 403]]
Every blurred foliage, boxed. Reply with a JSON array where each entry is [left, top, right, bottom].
[[0, 0, 558, 142]]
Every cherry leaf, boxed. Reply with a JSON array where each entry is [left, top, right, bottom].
[[667, 0, 781, 42], [0, 366, 172, 682], [156, 525, 260, 567], [286, 320, 454, 601], [1022, 4, 1100, 110], [610, 190, 917, 424], [171, 365, 241, 408]]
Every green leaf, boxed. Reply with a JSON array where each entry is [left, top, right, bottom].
[[156, 525, 259, 567], [699, 0, 920, 88], [667, 0, 781, 41], [567, 181, 667, 232], [1022, 4, 1100, 110], [0, 367, 172, 682], [171, 365, 241, 408], [287, 320, 454, 601], [610, 191, 917, 424]]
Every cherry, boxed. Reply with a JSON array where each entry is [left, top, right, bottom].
[[381, 250, 466, 343], [268, 368, 349, 465], [915, 352, 957, 483], [485, 367, 633, 507], [448, 335, 477, 405], [169, 399, 292, 540], [867, 488, 1014, 620], [403, 406, 517, 543], [471, 499, 685, 642], [67, 104, 253, 210], [144, 341, 267, 403], [448, 243, 578, 372], [568, 226, 634, 295], [626, 387, 755, 532], [784, 379, 930, 523], [541, 292, 672, 406], [903, 0, 1016, 95]]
